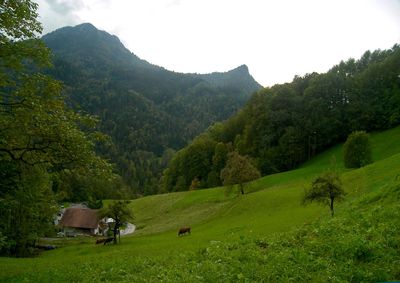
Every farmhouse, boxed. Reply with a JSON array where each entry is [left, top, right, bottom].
[[58, 207, 103, 236]]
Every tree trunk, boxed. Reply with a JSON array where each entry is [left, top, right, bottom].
[[113, 226, 118, 244], [240, 184, 244, 195], [330, 197, 334, 217], [113, 221, 120, 244]]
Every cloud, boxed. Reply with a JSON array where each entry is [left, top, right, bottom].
[[165, 0, 182, 8], [44, 0, 84, 14], [36, 0, 84, 34]]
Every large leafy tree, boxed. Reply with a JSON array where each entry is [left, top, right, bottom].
[[0, 165, 56, 256], [220, 151, 261, 195], [0, 0, 113, 256], [1, 0, 109, 170]]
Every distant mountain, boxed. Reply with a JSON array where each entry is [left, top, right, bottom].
[[200, 64, 261, 95], [42, 23, 261, 195], [43, 23, 148, 69]]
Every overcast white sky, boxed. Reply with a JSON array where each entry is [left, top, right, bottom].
[[35, 0, 400, 87]]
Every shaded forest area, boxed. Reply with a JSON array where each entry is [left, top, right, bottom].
[[0, 2, 116, 256], [162, 44, 400, 191], [42, 23, 261, 197]]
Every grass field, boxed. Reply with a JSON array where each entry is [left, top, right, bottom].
[[1, 126, 399, 282]]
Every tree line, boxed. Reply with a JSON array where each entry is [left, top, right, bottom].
[[162, 44, 400, 192]]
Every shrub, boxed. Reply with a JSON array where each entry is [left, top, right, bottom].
[[343, 131, 373, 168], [303, 171, 345, 216]]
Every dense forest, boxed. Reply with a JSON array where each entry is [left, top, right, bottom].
[[42, 23, 261, 197], [0, 2, 117, 256], [162, 44, 400, 192]]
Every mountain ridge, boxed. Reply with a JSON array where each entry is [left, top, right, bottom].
[[43, 23, 261, 91], [41, 23, 262, 196]]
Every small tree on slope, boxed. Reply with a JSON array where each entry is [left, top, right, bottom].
[[303, 171, 345, 217]]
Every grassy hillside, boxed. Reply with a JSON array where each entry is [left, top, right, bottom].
[[1, 126, 399, 282], [131, 126, 400, 238]]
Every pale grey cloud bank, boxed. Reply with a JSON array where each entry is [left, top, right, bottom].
[[36, 0, 400, 87], [36, 0, 83, 34]]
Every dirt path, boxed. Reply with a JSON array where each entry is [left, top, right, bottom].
[[120, 223, 136, 236]]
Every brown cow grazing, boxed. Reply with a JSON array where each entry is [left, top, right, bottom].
[[178, 227, 191, 236]]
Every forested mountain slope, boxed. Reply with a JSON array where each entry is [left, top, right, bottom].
[[42, 23, 261, 196], [162, 44, 400, 192]]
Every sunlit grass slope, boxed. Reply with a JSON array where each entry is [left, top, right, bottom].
[[0, 126, 399, 282], [131, 126, 400, 238]]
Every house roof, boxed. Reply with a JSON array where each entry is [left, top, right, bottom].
[[59, 208, 99, 229]]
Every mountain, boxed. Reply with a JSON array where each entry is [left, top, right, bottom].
[[199, 64, 260, 95], [43, 23, 141, 68], [42, 23, 262, 196]]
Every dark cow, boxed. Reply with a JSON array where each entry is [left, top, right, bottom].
[[95, 238, 106, 245], [95, 237, 114, 245], [178, 227, 191, 236], [36, 245, 56, 250], [103, 237, 114, 245]]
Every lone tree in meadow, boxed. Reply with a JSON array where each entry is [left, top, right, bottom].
[[100, 200, 133, 244], [303, 171, 345, 217], [343, 131, 373, 168], [220, 151, 261, 195]]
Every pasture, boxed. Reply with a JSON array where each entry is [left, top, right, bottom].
[[1, 126, 400, 282]]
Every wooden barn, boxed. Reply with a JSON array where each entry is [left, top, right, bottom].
[[58, 207, 102, 236]]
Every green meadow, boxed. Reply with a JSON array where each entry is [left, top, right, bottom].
[[1, 126, 400, 282]]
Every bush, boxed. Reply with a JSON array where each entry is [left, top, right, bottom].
[[343, 131, 373, 168]]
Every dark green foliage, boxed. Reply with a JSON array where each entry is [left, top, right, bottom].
[[220, 151, 261, 195], [343, 131, 373, 168], [0, 1, 114, 256], [100, 200, 133, 244], [0, 165, 57, 256], [163, 44, 400, 190], [88, 197, 103, 209], [162, 135, 217, 191], [175, 176, 187, 192], [41, 24, 261, 196], [52, 171, 130, 202], [200, 64, 261, 96], [303, 171, 345, 216], [212, 142, 228, 174]]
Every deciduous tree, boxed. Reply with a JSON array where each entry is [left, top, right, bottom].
[[343, 131, 372, 168], [0, 0, 113, 256], [100, 200, 133, 244], [303, 171, 345, 217], [220, 151, 261, 195]]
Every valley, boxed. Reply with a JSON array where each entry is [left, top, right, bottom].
[[1, 126, 399, 282], [1, 2, 399, 281]]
